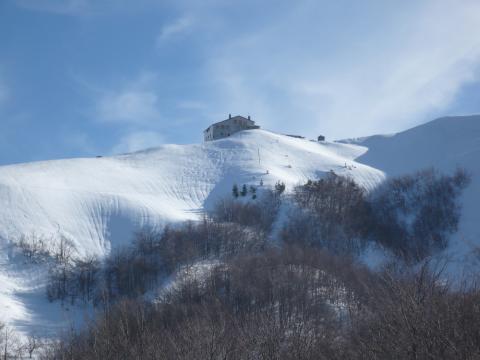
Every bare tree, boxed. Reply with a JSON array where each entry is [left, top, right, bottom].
[[24, 333, 42, 359], [54, 236, 75, 265]]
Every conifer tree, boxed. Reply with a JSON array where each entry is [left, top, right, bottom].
[[232, 184, 239, 198], [240, 184, 248, 197], [250, 185, 257, 199]]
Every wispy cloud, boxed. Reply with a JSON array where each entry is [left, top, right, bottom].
[[96, 73, 161, 124], [202, 0, 480, 138], [156, 16, 194, 44], [6, 0, 480, 164], [111, 131, 164, 154], [98, 91, 160, 124], [93, 73, 165, 153]]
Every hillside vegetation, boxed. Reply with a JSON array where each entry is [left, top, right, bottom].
[[27, 167, 475, 360]]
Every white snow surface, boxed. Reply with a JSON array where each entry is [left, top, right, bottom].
[[0, 129, 384, 338], [0, 129, 383, 256], [345, 115, 480, 269]]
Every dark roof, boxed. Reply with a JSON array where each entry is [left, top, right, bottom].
[[204, 115, 254, 132]]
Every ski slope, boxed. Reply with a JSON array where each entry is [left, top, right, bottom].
[[0, 129, 385, 339]]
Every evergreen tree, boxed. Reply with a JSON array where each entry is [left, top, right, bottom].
[[250, 185, 257, 199], [232, 184, 239, 198], [240, 184, 248, 197]]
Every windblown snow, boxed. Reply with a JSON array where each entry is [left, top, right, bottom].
[[0, 129, 384, 338]]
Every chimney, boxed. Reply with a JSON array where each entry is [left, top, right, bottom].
[[248, 115, 251, 120], [229, 114, 231, 119]]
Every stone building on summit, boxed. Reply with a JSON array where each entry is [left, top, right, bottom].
[[204, 114, 259, 141]]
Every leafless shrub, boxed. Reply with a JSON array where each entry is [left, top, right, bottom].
[[45, 246, 370, 359], [345, 261, 480, 359], [14, 234, 51, 262], [24, 333, 43, 359], [369, 167, 471, 260], [0, 324, 23, 359], [282, 171, 371, 255], [212, 188, 281, 232]]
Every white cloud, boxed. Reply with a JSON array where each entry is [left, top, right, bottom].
[[98, 91, 160, 124], [156, 16, 193, 44], [204, 0, 480, 139], [97, 73, 161, 124], [112, 131, 164, 154], [81, 72, 165, 153]]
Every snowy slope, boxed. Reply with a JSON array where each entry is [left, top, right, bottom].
[[0, 129, 383, 256], [0, 129, 385, 338], [344, 115, 480, 263]]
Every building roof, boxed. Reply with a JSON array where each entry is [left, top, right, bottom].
[[204, 115, 253, 132]]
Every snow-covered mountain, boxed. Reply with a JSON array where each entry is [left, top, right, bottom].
[[0, 116, 479, 341], [0, 129, 384, 338], [0, 129, 383, 257], [344, 115, 480, 262]]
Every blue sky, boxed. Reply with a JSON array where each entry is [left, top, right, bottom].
[[1, 0, 480, 165]]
